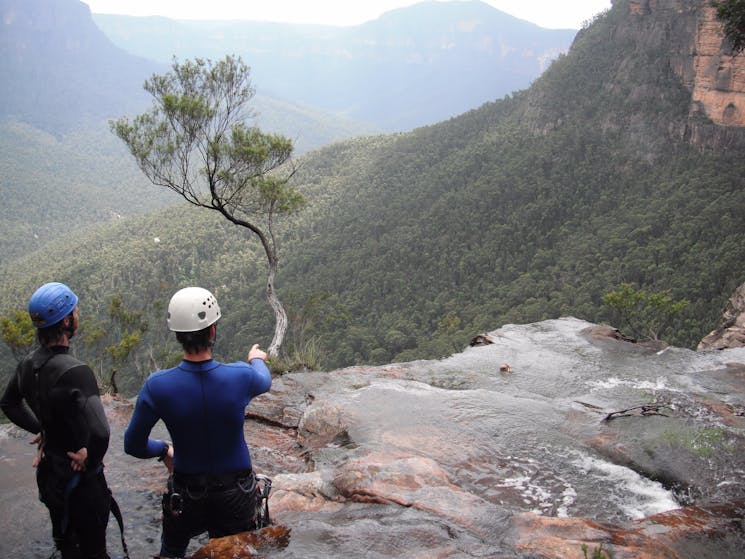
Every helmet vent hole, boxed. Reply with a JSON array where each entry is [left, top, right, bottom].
[[198, 311, 207, 319]]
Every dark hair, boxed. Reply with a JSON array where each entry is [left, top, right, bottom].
[[175, 325, 215, 354], [36, 312, 74, 346]]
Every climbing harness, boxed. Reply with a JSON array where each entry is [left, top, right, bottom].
[[254, 474, 273, 529], [61, 466, 130, 559], [165, 475, 184, 517], [165, 471, 272, 529]]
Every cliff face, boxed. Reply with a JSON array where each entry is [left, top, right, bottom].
[[0, 0, 155, 133], [689, 5, 745, 127], [628, 0, 745, 148], [520, 0, 745, 152]]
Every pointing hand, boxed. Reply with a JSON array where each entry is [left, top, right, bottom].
[[248, 344, 267, 362]]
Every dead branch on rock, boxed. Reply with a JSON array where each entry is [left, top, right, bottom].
[[603, 404, 669, 422]]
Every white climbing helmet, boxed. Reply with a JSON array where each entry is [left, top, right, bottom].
[[167, 287, 221, 332]]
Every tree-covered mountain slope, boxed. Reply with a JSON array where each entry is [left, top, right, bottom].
[[1, 0, 744, 385], [255, 0, 744, 366], [0, 119, 176, 265]]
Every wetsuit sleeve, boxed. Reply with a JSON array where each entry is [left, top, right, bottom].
[[54, 364, 111, 467], [124, 381, 169, 459], [0, 363, 41, 434], [249, 358, 272, 396]]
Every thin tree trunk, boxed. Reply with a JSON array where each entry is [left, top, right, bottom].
[[216, 212, 288, 356], [109, 369, 119, 395], [266, 258, 287, 357]]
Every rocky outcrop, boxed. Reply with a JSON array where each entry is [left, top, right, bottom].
[[522, 0, 745, 152], [8, 319, 744, 558], [628, 0, 745, 149], [698, 282, 745, 350], [581, 324, 637, 344], [238, 342, 745, 557], [687, 6, 745, 128], [581, 324, 669, 352], [189, 525, 291, 559], [513, 502, 745, 559]]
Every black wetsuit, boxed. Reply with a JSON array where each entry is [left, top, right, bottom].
[[1, 345, 111, 559]]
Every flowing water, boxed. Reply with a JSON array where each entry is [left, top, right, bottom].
[[2, 317, 744, 558]]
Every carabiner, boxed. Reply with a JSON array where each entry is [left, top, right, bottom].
[[169, 492, 183, 517]]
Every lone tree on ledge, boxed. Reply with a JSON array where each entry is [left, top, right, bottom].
[[111, 55, 305, 356]]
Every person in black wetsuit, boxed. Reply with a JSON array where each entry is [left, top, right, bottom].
[[124, 286, 272, 559], [1, 282, 113, 559]]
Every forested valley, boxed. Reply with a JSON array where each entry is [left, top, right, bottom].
[[1, 0, 744, 397]]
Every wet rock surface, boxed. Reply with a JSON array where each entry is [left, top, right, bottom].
[[2, 318, 745, 558], [242, 318, 745, 558]]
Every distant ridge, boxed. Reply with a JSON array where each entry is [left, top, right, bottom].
[[0, 0, 158, 134], [0, 0, 378, 148], [92, 0, 577, 131]]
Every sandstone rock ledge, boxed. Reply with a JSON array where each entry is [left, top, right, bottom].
[[698, 282, 745, 350]]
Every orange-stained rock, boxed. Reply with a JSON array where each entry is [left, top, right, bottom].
[[512, 501, 745, 559], [689, 7, 745, 127], [633, 2, 745, 129], [513, 512, 681, 559], [625, 0, 745, 151], [331, 449, 503, 535], [270, 471, 344, 514], [188, 525, 291, 559]]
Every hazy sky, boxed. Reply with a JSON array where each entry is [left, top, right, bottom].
[[83, 0, 612, 30]]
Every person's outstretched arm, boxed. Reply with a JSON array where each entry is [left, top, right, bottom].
[[124, 382, 169, 460]]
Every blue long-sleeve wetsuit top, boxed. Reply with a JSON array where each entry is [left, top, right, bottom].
[[123, 358, 271, 475]]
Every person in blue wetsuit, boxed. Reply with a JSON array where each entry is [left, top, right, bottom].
[[123, 286, 272, 559]]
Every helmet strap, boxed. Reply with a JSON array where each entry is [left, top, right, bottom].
[[209, 324, 217, 348], [63, 312, 76, 339]]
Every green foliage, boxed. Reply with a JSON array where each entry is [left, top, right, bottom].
[[80, 293, 151, 393], [712, 0, 745, 54], [106, 331, 142, 369], [271, 337, 323, 375], [0, 310, 36, 361], [105, 294, 146, 365], [602, 284, 689, 342], [110, 55, 303, 224], [661, 427, 730, 458], [581, 543, 613, 559]]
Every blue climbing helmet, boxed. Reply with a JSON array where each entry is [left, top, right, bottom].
[[28, 282, 79, 328]]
